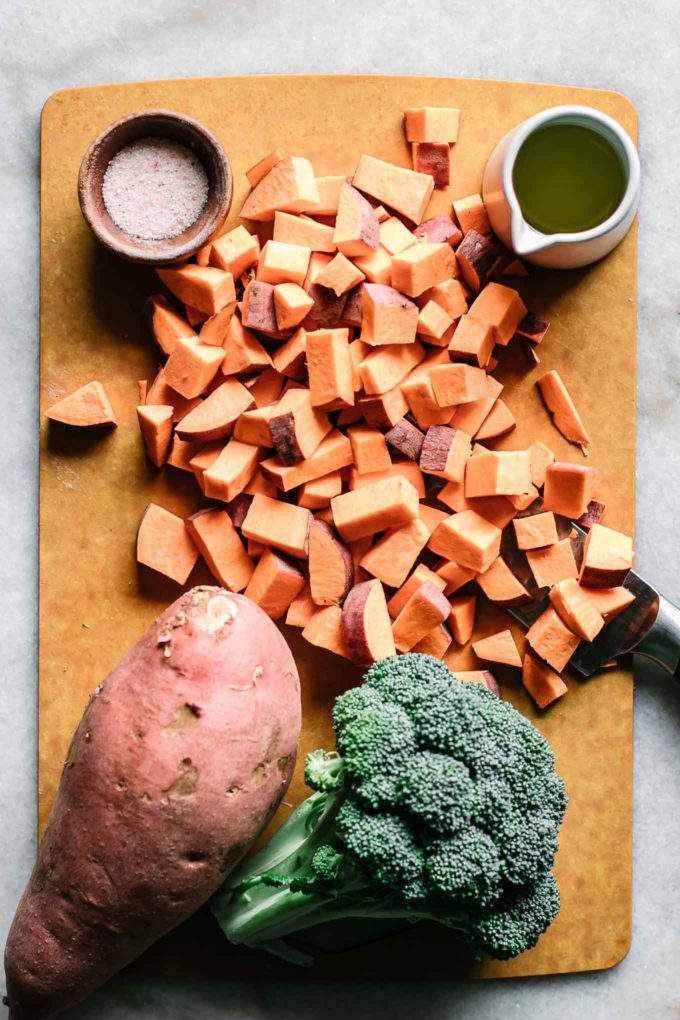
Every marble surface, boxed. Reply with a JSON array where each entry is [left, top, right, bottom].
[[2, 1, 679, 1017]]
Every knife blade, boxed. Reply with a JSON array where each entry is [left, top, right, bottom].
[[502, 517, 675, 678]]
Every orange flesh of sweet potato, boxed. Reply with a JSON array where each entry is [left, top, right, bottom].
[[233, 405, 276, 448], [333, 183, 379, 258], [136, 405, 173, 467], [166, 435, 202, 472], [163, 339, 226, 400], [526, 606, 580, 671], [550, 578, 605, 642], [513, 511, 559, 550], [360, 283, 419, 347], [526, 538, 579, 588], [268, 387, 332, 464], [437, 478, 517, 530], [348, 459, 425, 498], [348, 425, 392, 474], [189, 442, 227, 490], [298, 470, 343, 510], [392, 580, 451, 653], [145, 370, 202, 423], [176, 379, 255, 443], [244, 549, 306, 619], [528, 440, 555, 488], [285, 584, 317, 627], [417, 300, 454, 343], [379, 216, 416, 255], [448, 594, 477, 645], [220, 316, 272, 374], [542, 463, 601, 519], [537, 369, 591, 449], [271, 328, 308, 383], [454, 670, 501, 697], [358, 386, 409, 428], [209, 225, 260, 277], [261, 429, 353, 491], [4, 587, 300, 1020], [474, 399, 517, 441], [352, 245, 393, 285], [507, 484, 540, 512], [404, 107, 460, 144], [465, 450, 532, 498], [447, 316, 495, 367], [581, 585, 635, 621], [245, 149, 285, 187], [391, 242, 457, 298], [430, 363, 488, 407], [310, 175, 345, 215], [136, 504, 198, 585], [434, 559, 476, 595], [202, 440, 262, 504], [241, 156, 319, 221], [302, 605, 352, 658], [45, 381, 116, 428], [412, 622, 452, 659], [476, 556, 531, 607], [360, 517, 431, 589], [185, 509, 254, 593], [414, 215, 462, 247], [522, 652, 568, 709], [242, 492, 311, 560], [472, 629, 522, 668], [452, 193, 491, 236], [428, 510, 502, 573], [387, 563, 446, 618], [308, 520, 354, 606], [353, 154, 434, 225], [579, 523, 634, 588], [306, 328, 354, 408], [157, 266, 235, 316], [198, 303, 237, 348], [273, 211, 336, 253], [419, 426, 471, 483], [315, 252, 365, 297], [257, 240, 312, 288], [359, 341, 425, 394], [146, 294, 196, 355], [342, 579, 396, 665], [331, 475, 419, 542], [468, 282, 527, 346]]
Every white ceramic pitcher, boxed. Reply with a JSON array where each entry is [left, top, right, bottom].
[[482, 105, 640, 269]]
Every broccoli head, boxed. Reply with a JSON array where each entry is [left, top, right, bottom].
[[212, 654, 568, 964]]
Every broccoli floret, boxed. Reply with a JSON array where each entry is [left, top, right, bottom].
[[211, 654, 568, 965]]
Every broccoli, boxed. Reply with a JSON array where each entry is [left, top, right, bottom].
[[211, 654, 568, 964]]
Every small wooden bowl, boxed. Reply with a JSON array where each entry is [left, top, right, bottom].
[[78, 109, 233, 265]]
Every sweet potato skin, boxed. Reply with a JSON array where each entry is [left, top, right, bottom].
[[4, 587, 300, 1020]]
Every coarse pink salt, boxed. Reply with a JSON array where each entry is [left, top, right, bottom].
[[102, 137, 209, 241]]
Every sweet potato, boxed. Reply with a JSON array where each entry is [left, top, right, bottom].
[[45, 381, 116, 428], [379, 216, 416, 255], [136, 405, 173, 467], [331, 475, 420, 542], [273, 211, 336, 253], [476, 556, 531, 607], [392, 581, 451, 653], [163, 340, 225, 400], [306, 328, 354, 408], [308, 520, 354, 606], [261, 429, 353, 491], [387, 563, 446, 618], [257, 240, 312, 287], [447, 315, 495, 367], [244, 550, 306, 618], [359, 340, 425, 395], [342, 579, 396, 665], [413, 215, 462, 247], [474, 399, 516, 441], [353, 154, 434, 224], [242, 492, 311, 559], [454, 669, 500, 697], [452, 194, 491, 236], [428, 510, 502, 573], [465, 450, 532, 498], [157, 266, 236, 316], [240, 156, 319, 221], [419, 425, 471, 483], [268, 387, 331, 465], [455, 230, 502, 291], [411, 142, 450, 187], [448, 594, 477, 645], [333, 182, 380, 257], [472, 629, 522, 668], [391, 242, 457, 298], [360, 517, 431, 589], [579, 523, 633, 588], [549, 578, 605, 642], [145, 294, 195, 355], [385, 418, 425, 461], [404, 107, 460, 144], [209, 225, 261, 277], [360, 283, 419, 347], [348, 424, 391, 474], [137, 504, 198, 584], [526, 606, 580, 671], [315, 252, 365, 296], [176, 379, 255, 443], [4, 588, 300, 1020], [542, 463, 600, 519], [526, 538, 579, 589], [353, 245, 395, 285], [522, 652, 568, 709], [513, 511, 559, 550], [537, 369, 590, 449]]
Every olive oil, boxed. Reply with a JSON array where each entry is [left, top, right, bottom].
[[512, 124, 627, 234]]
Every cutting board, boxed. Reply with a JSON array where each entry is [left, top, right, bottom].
[[39, 75, 637, 980]]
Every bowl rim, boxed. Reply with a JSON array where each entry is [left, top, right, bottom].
[[77, 108, 233, 265]]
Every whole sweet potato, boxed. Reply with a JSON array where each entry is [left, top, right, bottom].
[[4, 586, 301, 1019]]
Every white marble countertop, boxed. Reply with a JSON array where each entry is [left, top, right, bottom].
[[2, 1, 679, 1017]]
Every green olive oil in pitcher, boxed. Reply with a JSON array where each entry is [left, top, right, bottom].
[[512, 124, 627, 234]]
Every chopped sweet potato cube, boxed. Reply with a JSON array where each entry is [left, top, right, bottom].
[[233, 404, 276, 448], [401, 353, 453, 429], [285, 584, 317, 628], [526, 606, 580, 672], [582, 585, 635, 621], [245, 549, 305, 619], [468, 283, 527, 346], [163, 339, 226, 399], [261, 429, 353, 491], [576, 499, 607, 530], [145, 294, 195, 355], [419, 279, 467, 320], [273, 210, 336, 253], [245, 149, 285, 188], [516, 311, 550, 344], [465, 450, 531, 498], [455, 670, 501, 697], [448, 376, 504, 436], [348, 425, 391, 474], [352, 245, 393, 285], [353, 153, 434, 225], [306, 328, 354, 408], [176, 378, 254, 443], [455, 230, 502, 292], [348, 459, 425, 497], [203, 439, 261, 504], [383, 418, 424, 462], [197, 304, 238, 348], [45, 381, 116, 428], [315, 252, 365, 296], [448, 594, 477, 645], [513, 511, 559, 550], [412, 143, 450, 188], [360, 283, 419, 346], [537, 369, 591, 449], [391, 242, 457, 298], [550, 578, 605, 642], [392, 581, 451, 652], [476, 557, 531, 607], [241, 156, 319, 221], [303, 605, 352, 658], [404, 107, 460, 144], [358, 385, 410, 428], [387, 563, 446, 618], [428, 510, 501, 572], [244, 470, 278, 499], [166, 435, 201, 471], [209, 225, 260, 277], [268, 387, 331, 464], [136, 504, 198, 585], [414, 214, 462, 247], [522, 653, 568, 709], [528, 439, 555, 488], [242, 492, 311, 559], [273, 283, 314, 330], [241, 280, 284, 337], [218, 315, 271, 375], [331, 475, 420, 542], [342, 579, 396, 665], [437, 478, 516, 529], [185, 508, 254, 593], [474, 399, 516, 441], [272, 327, 308, 382], [360, 517, 430, 589], [136, 405, 173, 467], [526, 538, 578, 588], [419, 425, 471, 482], [298, 470, 343, 510], [305, 283, 348, 329], [379, 217, 416, 255], [430, 363, 488, 407], [412, 623, 452, 659], [452, 194, 491, 236], [333, 182, 379, 257], [311, 175, 345, 215], [257, 240, 312, 287], [359, 340, 425, 395], [434, 560, 476, 595], [448, 315, 495, 367], [473, 629, 522, 668], [542, 463, 601, 519], [156, 265, 235, 316], [308, 520, 354, 606], [417, 300, 454, 342], [579, 523, 633, 588]]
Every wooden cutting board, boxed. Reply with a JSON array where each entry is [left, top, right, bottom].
[[39, 75, 637, 980]]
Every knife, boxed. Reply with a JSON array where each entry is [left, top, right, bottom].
[[502, 517, 680, 679]]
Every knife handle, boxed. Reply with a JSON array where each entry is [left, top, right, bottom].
[[636, 594, 680, 679]]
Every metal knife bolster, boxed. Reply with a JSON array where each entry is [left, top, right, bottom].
[[635, 595, 680, 679]]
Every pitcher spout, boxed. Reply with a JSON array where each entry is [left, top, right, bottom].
[[511, 216, 553, 257]]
